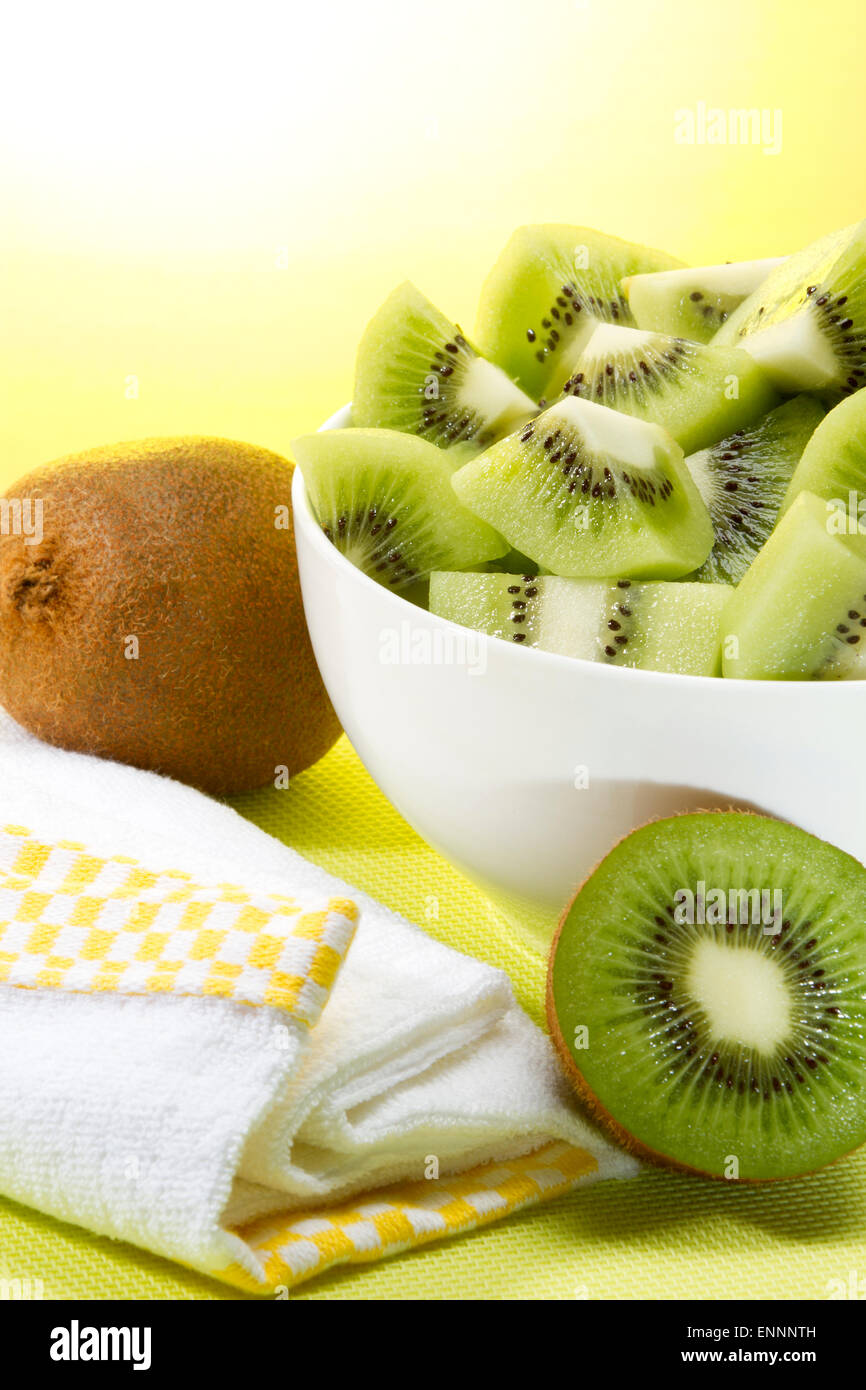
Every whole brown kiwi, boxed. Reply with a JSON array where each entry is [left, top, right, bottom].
[[0, 436, 341, 795]]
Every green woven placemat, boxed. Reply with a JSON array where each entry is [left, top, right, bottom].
[[1, 738, 863, 1300]]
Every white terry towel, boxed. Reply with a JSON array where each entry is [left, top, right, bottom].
[[0, 711, 636, 1293]]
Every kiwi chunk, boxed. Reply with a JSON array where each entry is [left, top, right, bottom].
[[623, 258, 784, 344], [429, 572, 731, 676], [474, 224, 683, 400], [713, 221, 866, 396], [686, 395, 825, 584], [451, 396, 713, 580], [292, 428, 507, 589], [722, 490, 866, 679], [352, 282, 536, 451], [548, 812, 866, 1181], [782, 385, 866, 515], [550, 321, 778, 454]]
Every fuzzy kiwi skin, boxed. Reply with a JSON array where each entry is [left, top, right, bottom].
[[0, 437, 341, 797], [545, 810, 862, 1185]]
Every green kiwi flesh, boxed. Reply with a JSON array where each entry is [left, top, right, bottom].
[[476, 547, 540, 577], [474, 224, 684, 400], [722, 491, 866, 679], [623, 258, 784, 344], [292, 427, 508, 589], [450, 395, 713, 579], [713, 221, 866, 396], [352, 282, 536, 451], [782, 385, 866, 516], [548, 812, 866, 1181], [429, 572, 731, 675], [686, 395, 825, 584], [551, 322, 778, 454]]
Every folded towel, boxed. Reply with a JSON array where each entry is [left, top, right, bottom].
[[0, 711, 636, 1293]]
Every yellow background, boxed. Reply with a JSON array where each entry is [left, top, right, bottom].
[[3, 0, 866, 484]]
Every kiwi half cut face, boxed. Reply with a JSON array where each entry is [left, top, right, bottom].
[[686, 395, 825, 584], [550, 322, 779, 455], [548, 813, 866, 1181], [713, 220, 866, 397], [723, 490, 866, 679], [352, 282, 537, 452], [622, 258, 784, 344], [429, 572, 731, 676], [292, 427, 507, 589], [451, 396, 713, 580], [473, 224, 684, 400]]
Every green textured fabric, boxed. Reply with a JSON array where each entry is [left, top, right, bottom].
[[0, 737, 864, 1300]]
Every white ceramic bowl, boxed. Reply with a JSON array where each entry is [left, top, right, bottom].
[[293, 406, 866, 952]]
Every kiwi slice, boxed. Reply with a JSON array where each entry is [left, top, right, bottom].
[[451, 396, 713, 580], [292, 427, 507, 589], [782, 386, 866, 515], [429, 572, 731, 676], [548, 812, 866, 1181], [474, 224, 684, 400], [722, 490, 866, 679], [623, 258, 784, 344], [352, 282, 537, 451], [685, 396, 825, 584], [550, 321, 779, 454], [713, 221, 866, 396]]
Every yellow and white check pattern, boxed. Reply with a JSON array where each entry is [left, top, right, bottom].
[[226, 1140, 599, 1294], [0, 824, 357, 1024]]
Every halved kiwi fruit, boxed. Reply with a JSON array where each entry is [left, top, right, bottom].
[[450, 395, 713, 579], [429, 572, 731, 675], [782, 385, 866, 515], [548, 812, 866, 1181], [292, 427, 507, 589], [352, 282, 537, 451], [474, 224, 684, 400], [713, 220, 866, 397], [623, 258, 785, 344], [685, 395, 825, 584], [550, 322, 779, 454], [722, 490, 866, 679]]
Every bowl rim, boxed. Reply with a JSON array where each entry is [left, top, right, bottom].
[[290, 405, 855, 696]]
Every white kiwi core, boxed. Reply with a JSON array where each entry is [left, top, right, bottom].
[[686, 936, 791, 1054], [460, 356, 536, 430]]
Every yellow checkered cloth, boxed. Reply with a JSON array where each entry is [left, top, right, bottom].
[[0, 817, 604, 1296], [0, 825, 356, 1023], [225, 1142, 597, 1293]]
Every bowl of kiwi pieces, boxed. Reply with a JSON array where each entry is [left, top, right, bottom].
[[290, 219, 866, 953]]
